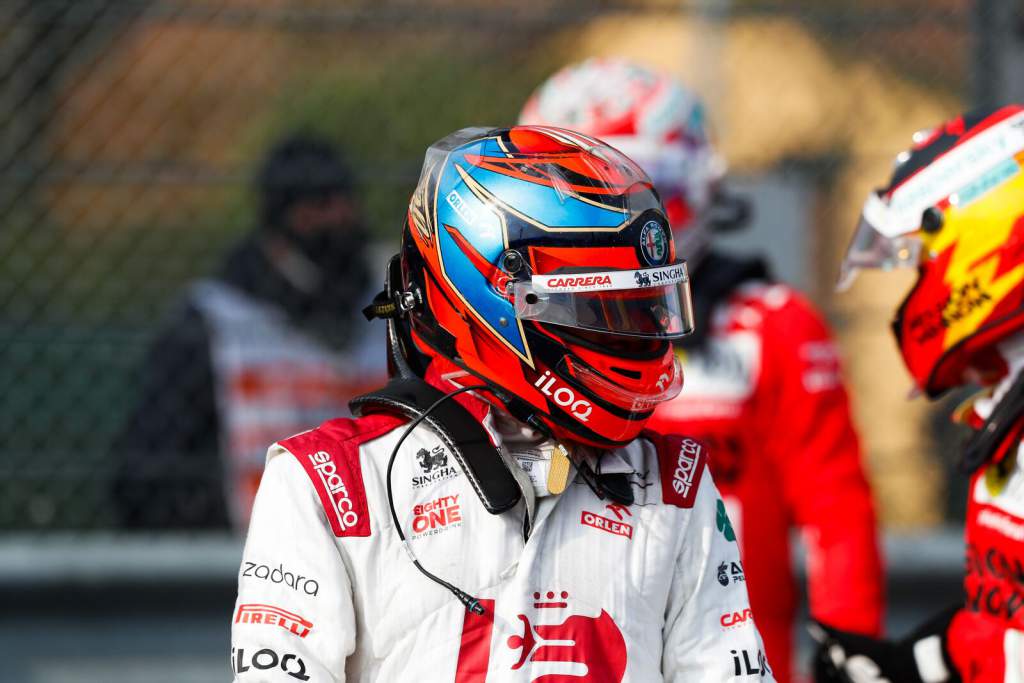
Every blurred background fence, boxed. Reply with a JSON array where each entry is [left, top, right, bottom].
[[2, 0, 1022, 680]]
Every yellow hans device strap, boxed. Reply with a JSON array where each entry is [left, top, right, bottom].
[[546, 443, 572, 495]]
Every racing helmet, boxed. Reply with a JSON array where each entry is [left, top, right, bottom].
[[398, 125, 695, 447], [519, 58, 746, 262], [839, 105, 1024, 397]]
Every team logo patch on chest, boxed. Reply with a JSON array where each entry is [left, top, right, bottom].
[[454, 590, 629, 682]]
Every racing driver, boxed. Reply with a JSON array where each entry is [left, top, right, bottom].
[[520, 58, 884, 682], [816, 105, 1024, 682], [230, 125, 774, 681]]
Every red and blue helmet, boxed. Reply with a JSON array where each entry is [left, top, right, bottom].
[[400, 125, 695, 447]]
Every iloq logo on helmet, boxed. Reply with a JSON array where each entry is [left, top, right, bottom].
[[534, 370, 592, 423]]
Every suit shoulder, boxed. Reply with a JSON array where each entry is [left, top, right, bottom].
[[274, 414, 404, 538], [640, 431, 710, 509]]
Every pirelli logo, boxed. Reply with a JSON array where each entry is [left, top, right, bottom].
[[235, 603, 313, 639]]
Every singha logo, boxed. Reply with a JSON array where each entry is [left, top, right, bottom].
[[416, 445, 448, 474], [633, 271, 652, 288]]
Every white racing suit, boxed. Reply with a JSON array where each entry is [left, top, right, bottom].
[[231, 374, 774, 682]]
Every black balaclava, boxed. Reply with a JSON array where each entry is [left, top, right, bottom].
[[243, 134, 372, 346]]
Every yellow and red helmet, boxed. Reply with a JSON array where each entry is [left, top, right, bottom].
[[840, 105, 1024, 396], [400, 126, 695, 447]]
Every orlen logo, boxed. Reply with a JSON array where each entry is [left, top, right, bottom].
[[534, 370, 592, 423], [235, 604, 313, 639], [581, 504, 633, 540], [672, 439, 701, 498], [720, 608, 753, 629], [308, 451, 359, 532], [541, 274, 613, 290]]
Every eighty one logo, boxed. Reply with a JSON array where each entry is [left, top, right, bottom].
[[533, 371, 592, 423], [308, 450, 359, 532], [412, 495, 462, 537]]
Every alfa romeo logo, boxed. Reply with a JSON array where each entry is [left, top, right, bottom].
[[639, 220, 668, 266]]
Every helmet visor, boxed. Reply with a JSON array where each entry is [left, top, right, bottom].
[[511, 262, 695, 339], [837, 194, 922, 291]]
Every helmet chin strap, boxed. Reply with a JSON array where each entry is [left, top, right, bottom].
[[962, 334, 1024, 474]]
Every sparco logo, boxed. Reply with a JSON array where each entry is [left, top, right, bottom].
[[308, 450, 359, 532], [672, 439, 701, 498], [533, 370, 592, 423], [235, 604, 313, 639], [413, 445, 458, 489], [241, 562, 319, 596]]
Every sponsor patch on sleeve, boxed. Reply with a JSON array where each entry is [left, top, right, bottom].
[[658, 436, 708, 509], [282, 429, 371, 538]]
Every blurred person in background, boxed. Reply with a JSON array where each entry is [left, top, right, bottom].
[[232, 125, 774, 681], [816, 106, 1024, 683], [112, 134, 385, 530], [521, 58, 884, 682]]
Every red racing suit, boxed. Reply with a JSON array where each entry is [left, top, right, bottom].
[[646, 281, 885, 682], [945, 434, 1024, 682]]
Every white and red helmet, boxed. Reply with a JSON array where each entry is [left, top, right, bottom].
[[520, 58, 745, 261]]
